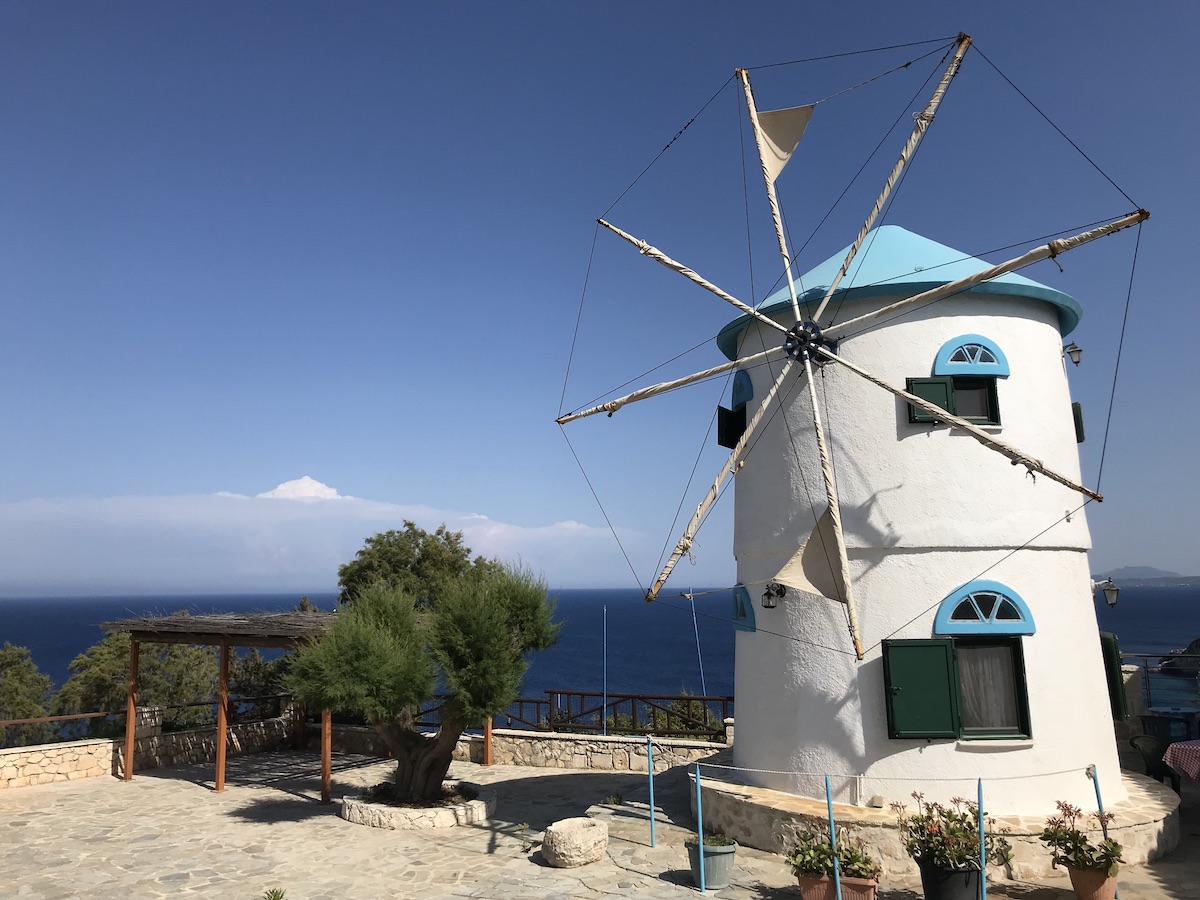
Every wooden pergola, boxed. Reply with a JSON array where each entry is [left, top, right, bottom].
[[101, 611, 338, 802]]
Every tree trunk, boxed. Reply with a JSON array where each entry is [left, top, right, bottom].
[[373, 707, 469, 803]]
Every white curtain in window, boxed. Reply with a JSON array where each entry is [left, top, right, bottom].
[[957, 644, 1018, 729]]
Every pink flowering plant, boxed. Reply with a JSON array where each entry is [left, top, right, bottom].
[[1039, 801, 1122, 876], [892, 793, 1012, 871]]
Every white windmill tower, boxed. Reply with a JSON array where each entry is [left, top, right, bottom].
[[558, 34, 1148, 815]]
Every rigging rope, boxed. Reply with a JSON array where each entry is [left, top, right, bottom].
[[747, 36, 959, 72], [1095, 223, 1142, 493], [972, 45, 1139, 208]]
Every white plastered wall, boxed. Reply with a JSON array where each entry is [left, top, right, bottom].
[[728, 293, 1123, 815]]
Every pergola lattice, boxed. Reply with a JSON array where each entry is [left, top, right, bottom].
[[102, 611, 338, 801]]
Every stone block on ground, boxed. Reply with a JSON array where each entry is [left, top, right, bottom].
[[542, 816, 608, 868]]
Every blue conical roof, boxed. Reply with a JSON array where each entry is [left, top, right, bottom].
[[716, 225, 1081, 359]]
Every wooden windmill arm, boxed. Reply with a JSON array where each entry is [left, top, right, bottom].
[[802, 355, 865, 659], [598, 219, 788, 336], [823, 210, 1150, 340], [814, 345, 1103, 501], [555, 346, 784, 424], [811, 33, 973, 324], [646, 358, 797, 600]]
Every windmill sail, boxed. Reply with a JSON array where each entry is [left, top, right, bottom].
[[756, 104, 814, 184]]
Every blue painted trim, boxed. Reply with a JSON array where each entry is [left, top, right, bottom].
[[731, 370, 753, 410], [732, 585, 756, 632], [933, 334, 1010, 377], [934, 580, 1035, 635]]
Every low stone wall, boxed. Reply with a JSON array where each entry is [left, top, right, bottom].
[[692, 768, 1180, 880], [317, 723, 725, 773], [1, 710, 298, 789], [116, 716, 296, 775], [0, 739, 112, 789]]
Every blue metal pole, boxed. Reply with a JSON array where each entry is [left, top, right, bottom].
[[978, 779, 987, 900], [602, 605, 607, 736], [647, 737, 656, 848], [1088, 764, 1119, 899], [695, 763, 706, 892], [825, 775, 842, 900]]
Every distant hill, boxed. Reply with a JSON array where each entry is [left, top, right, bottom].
[[1093, 566, 1200, 587], [1095, 566, 1182, 580]]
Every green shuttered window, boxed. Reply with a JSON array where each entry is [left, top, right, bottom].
[[883, 637, 1031, 740]]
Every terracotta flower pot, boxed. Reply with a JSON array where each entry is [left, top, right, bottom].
[[1066, 865, 1118, 900], [796, 873, 878, 900]]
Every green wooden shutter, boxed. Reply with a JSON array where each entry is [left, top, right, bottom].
[[883, 639, 961, 738], [1072, 401, 1086, 443], [906, 377, 954, 424], [1099, 631, 1128, 720]]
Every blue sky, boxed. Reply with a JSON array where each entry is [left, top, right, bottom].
[[0, 2, 1195, 596]]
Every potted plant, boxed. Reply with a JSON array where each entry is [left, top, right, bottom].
[[782, 820, 881, 900], [892, 793, 1011, 900], [685, 830, 738, 890], [1039, 801, 1122, 900]]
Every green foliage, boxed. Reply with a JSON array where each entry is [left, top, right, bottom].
[[292, 526, 558, 802], [0, 643, 54, 748], [603, 792, 623, 806], [1040, 800, 1122, 876], [892, 792, 1012, 872], [336, 521, 502, 604], [685, 830, 735, 848], [52, 622, 220, 735], [262, 890, 287, 900], [781, 820, 881, 880], [287, 582, 435, 719], [429, 566, 558, 723]]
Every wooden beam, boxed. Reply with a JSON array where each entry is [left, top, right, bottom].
[[123, 639, 139, 781], [320, 708, 332, 804], [215, 641, 229, 792]]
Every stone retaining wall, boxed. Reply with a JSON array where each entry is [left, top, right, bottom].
[[317, 724, 724, 773], [692, 768, 1180, 880], [115, 716, 297, 775], [1, 711, 298, 789], [0, 739, 113, 789]]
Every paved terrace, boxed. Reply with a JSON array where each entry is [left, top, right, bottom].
[[2, 749, 1197, 899]]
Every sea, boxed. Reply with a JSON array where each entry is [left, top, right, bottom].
[[1, 585, 1197, 706]]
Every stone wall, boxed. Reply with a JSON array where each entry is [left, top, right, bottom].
[[115, 715, 297, 775], [692, 767, 1180, 880], [1, 708, 299, 789], [0, 739, 112, 789], [317, 724, 726, 773]]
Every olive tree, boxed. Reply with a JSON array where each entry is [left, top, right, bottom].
[[289, 526, 558, 802]]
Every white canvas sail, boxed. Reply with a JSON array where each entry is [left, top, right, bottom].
[[756, 104, 814, 184]]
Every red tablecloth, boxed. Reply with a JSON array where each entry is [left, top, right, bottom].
[[1164, 740, 1200, 782]]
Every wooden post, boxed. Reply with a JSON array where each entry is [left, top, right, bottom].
[[215, 641, 229, 792], [484, 716, 493, 766], [123, 639, 139, 781], [320, 707, 332, 804]]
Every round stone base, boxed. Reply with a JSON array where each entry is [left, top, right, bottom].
[[689, 770, 1178, 880], [340, 781, 495, 829]]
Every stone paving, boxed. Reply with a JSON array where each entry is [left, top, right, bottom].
[[1, 749, 1197, 899]]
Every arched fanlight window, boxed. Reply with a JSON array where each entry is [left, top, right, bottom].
[[934, 580, 1034, 635], [933, 334, 1010, 378]]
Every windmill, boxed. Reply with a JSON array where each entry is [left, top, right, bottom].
[[558, 35, 1147, 813]]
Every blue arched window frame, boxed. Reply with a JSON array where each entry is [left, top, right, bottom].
[[732, 585, 756, 632], [934, 580, 1034, 635], [933, 334, 1010, 378]]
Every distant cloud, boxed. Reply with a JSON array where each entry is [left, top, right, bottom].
[[256, 476, 348, 501], [0, 478, 656, 596]]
